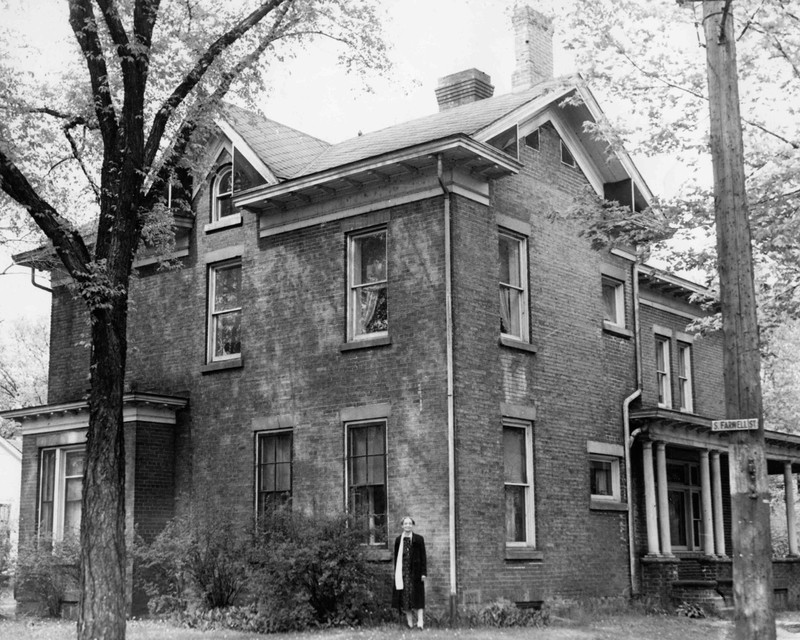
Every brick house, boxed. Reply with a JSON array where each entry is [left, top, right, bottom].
[[5, 4, 800, 615]]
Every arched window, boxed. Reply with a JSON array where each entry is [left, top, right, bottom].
[[212, 165, 234, 221]]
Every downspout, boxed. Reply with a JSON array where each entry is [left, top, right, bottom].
[[30, 267, 53, 293], [437, 155, 458, 619], [624, 258, 643, 595]]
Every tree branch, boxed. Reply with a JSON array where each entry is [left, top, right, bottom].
[[0, 148, 91, 278], [68, 0, 118, 144], [143, 0, 288, 169], [63, 121, 101, 203], [31, 107, 99, 130]]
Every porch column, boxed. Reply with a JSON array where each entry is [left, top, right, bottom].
[[656, 441, 673, 556], [700, 449, 715, 555], [642, 440, 660, 555], [785, 461, 798, 557], [711, 450, 726, 557]]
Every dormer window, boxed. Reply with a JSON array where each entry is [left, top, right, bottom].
[[212, 165, 235, 222]]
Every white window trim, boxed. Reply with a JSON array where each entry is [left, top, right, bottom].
[[601, 276, 625, 328], [560, 139, 576, 167], [678, 342, 694, 413], [207, 259, 242, 363], [499, 228, 529, 343], [589, 455, 621, 502], [503, 418, 535, 548], [347, 227, 388, 342], [656, 335, 672, 408], [39, 446, 83, 542], [211, 164, 235, 223], [344, 419, 389, 546]]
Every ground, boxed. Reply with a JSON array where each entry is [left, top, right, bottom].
[[2, 614, 800, 639]]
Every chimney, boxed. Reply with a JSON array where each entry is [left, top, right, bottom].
[[511, 4, 554, 92], [435, 68, 495, 111]]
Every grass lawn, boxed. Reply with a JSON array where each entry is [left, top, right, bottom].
[[4, 614, 796, 640]]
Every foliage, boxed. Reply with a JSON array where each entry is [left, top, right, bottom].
[[15, 536, 80, 618], [250, 510, 385, 629], [675, 600, 707, 619], [134, 508, 252, 613], [458, 599, 549, 628], [0, 522, 11, 577], [0, 316, 49, 411]]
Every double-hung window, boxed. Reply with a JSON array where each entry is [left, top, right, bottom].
[[346, 421, 387, 545], [499, 230, 528, 341], [256, 431, 292, 516], [347, 228, 388, 341], [503, 419, 535, 546], [655, 336, 672, 408], [39, 446, 84, 541], [211, 165, 235, 222], [208, 260, 242, 362], [678, 342, 693, 412], [602, 277, 625, 328]]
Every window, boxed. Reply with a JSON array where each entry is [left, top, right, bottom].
[[256, 431, 292, 516], [560, 140, 576, 167], [590, 456, 621, 501], [346, 421, 387, 545], [39, 447, 84, 541], [667, 460, 702, 551], [0, 504, 9, 524], [602, 277, 625, 327], [525, 129, 540, 150], [208, 260, 242, 362], [678, 343, 693, 412], [347, 228, 388, 341], [655, 336, 672, 407], [211, 165, 235, 222], [499, 230, 528, 341], [503, 420, 534, 546]]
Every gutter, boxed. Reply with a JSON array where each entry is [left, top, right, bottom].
[[437, 155, 458, 619], [624, 259, 643, 595]]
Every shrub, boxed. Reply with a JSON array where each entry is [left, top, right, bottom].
[[15, 536, 80, 618], [249, 510, 384, 628], [459, 598, 549, 628], [0, 522, 12, 576], [134, 507, 252, 614]]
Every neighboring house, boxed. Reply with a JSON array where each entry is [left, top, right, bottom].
[[5, 4, 800, 615], [0, 436, 22, 566]]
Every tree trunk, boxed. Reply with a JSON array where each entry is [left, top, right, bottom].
[[702, 3, 775, 638], [78, 295, 129, 640]]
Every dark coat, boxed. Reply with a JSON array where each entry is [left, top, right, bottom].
[[391, 533, 427, 610]]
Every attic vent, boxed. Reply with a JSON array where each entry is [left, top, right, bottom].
[[525, 129, 540, 150], [560, 140, 575, 167]]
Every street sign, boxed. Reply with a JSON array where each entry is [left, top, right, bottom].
[[711, 418, 759, 431]]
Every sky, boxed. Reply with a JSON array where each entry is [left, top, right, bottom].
[[0, 0, 678, 326]]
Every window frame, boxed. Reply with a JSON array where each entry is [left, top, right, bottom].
[[345, 419, 388, 546], [666, 460, 702, 551], [498, 228, 529, 343], [503, 418, 535, 548], [601, 276, 625, 328], [589, 455, 621, 502], [678, 342, 694, 413], [655, 335, 672, 408], [255, 430, 293, 518], [347, 227, 389, 343], [211, 164, 235, 223], [207, 259, 243, 364], [38, 445, 84, 542], [560, 140, 576, 167]]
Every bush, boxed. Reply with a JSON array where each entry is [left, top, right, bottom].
[[250, 510, 385, 629], [458, 599, 549, 628], [0, 522, 12, 576], [15, 536, 80, 617], [134, 507, 252, 614]]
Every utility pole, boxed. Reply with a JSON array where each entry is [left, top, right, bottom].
[[701, 1, 775, 638]]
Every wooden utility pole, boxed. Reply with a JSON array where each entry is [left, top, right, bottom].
[[702, 1, 775, 638]]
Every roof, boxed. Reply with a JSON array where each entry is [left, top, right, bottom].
[[0, 436, 22, 462], [221, 103, 330, 180], [294, 81, 559, 177]]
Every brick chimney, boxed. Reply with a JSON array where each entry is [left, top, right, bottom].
[[511, 4, 554, 92], [435, 68, 495, 111]]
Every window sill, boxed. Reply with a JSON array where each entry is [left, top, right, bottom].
[[341, 335, 391, 352], [504, 546, 543, 561], [200, 357, 243, 374], [204, 214, 242, 234], [590, 499, 628, 512], [499, 336, 537, 353], [602, 322, 632, 339]]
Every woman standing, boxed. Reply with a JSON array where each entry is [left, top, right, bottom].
[[392, 516, 427, 630]]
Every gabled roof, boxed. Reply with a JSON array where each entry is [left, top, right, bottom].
[[221, 103, 330, 180], [294, 81, 561, 177]]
